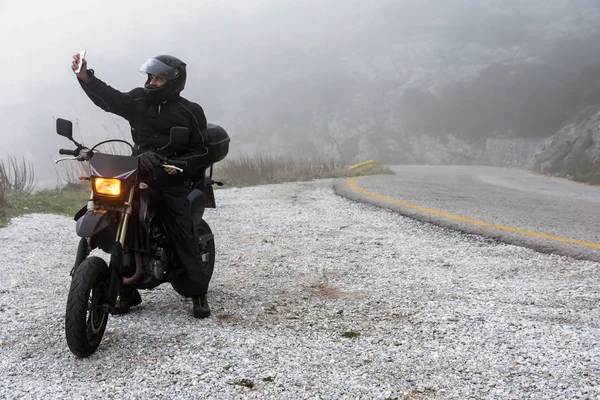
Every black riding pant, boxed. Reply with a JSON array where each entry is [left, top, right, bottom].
[[121, 180, 212, 298]]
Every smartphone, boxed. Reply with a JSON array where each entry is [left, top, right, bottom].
[[75, 50, 86, 73]]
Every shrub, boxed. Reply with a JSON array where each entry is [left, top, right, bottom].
[[0, 156, 37, 196]]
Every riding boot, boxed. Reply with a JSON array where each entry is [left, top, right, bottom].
[[112, 287, 142, 315], [192, 295, 210, 318]]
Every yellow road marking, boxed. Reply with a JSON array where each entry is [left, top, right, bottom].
[[348, 160, 376, 171], [347, 176, 600, 249]]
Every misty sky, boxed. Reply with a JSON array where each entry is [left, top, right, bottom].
[[0, 0, 286, 175], [0, 0, 378, 152], [2, 0, 592, 109], [0, 0, 271, 104]]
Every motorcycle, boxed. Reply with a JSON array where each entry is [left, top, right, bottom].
[[54, 118, 229, 358]]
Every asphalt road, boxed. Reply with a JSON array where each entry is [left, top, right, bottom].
[[335, 165, 600, 262]]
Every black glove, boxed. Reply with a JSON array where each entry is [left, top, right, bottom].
[[138, 151, 163, 172]]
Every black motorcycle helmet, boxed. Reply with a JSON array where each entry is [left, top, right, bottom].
[[139, 55, 187, 102]]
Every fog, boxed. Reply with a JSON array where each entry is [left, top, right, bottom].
[[0, 0, 275, 177], [1, 0, 600, 181]]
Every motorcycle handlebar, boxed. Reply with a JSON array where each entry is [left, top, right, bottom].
[[59, 149, 76, 156]]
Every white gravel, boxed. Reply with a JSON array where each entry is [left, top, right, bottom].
[[1, 178, 599, 399]]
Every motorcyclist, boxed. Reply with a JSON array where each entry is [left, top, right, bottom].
[[71, 52, 213, 318]]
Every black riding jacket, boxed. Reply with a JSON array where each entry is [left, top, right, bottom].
[[78, 70, 209, 178]]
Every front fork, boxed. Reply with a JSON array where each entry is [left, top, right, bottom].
[[116, 187, 135, 248], [106, 186, 137, 308], [70, 189, 95, 276]]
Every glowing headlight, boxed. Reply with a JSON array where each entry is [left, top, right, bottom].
[[94, 178, 122, 197]]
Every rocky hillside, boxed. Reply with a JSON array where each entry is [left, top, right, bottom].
[[529, 105, 600, 182], [527, 62, 600, 182]]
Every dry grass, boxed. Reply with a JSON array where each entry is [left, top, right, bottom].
[[213, 154, 392, 187], [0, 163, 5, 205], [0, 154, 89, 227], [54, 161, 89, 188], [0, 156, 37, 199], [0, 185, 89, 228], [0, 151, 392, 227]]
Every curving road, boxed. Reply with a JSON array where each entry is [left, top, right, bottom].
[[335, 165, 600, 262]]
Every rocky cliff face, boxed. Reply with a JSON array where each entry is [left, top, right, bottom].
[[529, 106, 600, 176]]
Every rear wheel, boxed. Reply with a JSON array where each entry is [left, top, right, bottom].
[[196, 219, 215, 280], [65, 256, 110, 358]]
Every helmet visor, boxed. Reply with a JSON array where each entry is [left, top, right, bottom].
[[139, 59, 179, 79]]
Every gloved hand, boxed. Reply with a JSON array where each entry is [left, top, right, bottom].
[[138, 151, 163, 172]]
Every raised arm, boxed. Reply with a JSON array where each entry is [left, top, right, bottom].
[[71, 52, 134, 121]]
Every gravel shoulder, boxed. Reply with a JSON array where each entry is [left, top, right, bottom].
[[1, 179, 599, 399]]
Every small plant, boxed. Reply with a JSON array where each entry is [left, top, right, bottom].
[[232, 379, 254, 389], [0, 164, 5, 204], [0, 156, 37, 196], [572, 169, 600, 186], [342, 331, 361, 339], [54, 160, 89, 189], [262, 376, 275, 382]]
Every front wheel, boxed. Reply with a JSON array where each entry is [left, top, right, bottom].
[[65, 256, 110, 357]]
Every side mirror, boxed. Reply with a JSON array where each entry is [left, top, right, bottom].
[[56, 118, 73, 139], [160, 127, 190, 152]]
